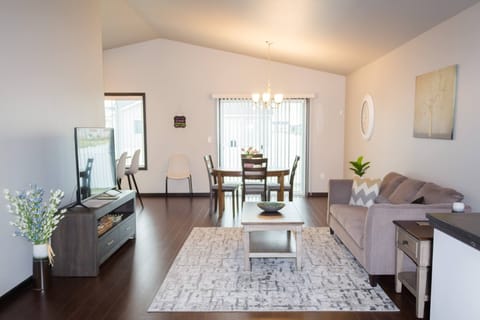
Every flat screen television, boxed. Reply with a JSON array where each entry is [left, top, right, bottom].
[[73, 127, 117, 205]]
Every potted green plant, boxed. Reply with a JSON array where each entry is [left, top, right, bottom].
[[4, 185, 66, 265], [349, 156, 370, 177]]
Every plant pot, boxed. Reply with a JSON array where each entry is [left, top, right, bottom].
[[33, 244, 48, 259]]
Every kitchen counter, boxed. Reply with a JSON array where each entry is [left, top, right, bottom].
[[426, 212, 480, 320], [427, 213, 480, 251]]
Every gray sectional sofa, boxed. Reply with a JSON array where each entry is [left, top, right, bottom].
[[328, 172, 466, 286]]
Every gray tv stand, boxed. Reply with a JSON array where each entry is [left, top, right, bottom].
[[52, 190, 136, 277]]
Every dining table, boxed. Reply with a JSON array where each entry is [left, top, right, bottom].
[[212, 167, 290, 212]]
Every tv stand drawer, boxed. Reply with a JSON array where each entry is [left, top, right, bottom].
[[98, 213, 136, 264]]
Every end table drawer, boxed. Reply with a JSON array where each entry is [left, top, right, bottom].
[[398, 230, 418, 261]]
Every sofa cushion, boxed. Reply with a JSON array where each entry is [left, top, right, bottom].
[[377, 172, 407, 200], [330, 204, 368, 249], [374, 194, 390, 204], [388, 178, 425, 204], [349, 177, 381, 207], [414, 182, 464, 204]]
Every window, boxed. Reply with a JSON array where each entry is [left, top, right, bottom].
[[104, 93, 147, 169], [217, 98, 307, 195]]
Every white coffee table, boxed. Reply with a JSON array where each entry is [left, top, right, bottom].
[[241, 201, 304, 271]]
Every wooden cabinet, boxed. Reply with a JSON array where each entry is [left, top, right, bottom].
[[51, 191, 136, 277]]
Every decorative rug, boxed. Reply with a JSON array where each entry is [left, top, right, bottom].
[[148, 227, 398, 312]]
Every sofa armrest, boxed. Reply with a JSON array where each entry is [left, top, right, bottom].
[[363, 203, 457, 275], [328, 179, 353, 205], [327, 179, 353, 224]]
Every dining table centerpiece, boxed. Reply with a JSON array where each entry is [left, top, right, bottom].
[[241, 146, 260, 158], [4, 185, 66, 265]]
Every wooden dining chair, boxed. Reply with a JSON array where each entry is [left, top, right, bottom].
[[241, 153, 264, 160], [268, 155, 300, 201], [241, 157, 268, 202], [203, 155, 240, 213]]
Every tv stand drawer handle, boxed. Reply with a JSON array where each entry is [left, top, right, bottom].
[[107, 240, 115, 246]]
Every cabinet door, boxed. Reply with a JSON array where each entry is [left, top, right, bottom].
[[52, 212, 98, 276]]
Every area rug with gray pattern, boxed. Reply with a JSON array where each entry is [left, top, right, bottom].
[[148, 227, 398, 312]]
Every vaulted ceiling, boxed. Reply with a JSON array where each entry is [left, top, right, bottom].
[[101, 0, 480, 74]]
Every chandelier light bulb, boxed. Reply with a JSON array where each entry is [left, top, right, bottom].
[[262, 92, 271, 102], [274, 94, 284, 104], [252, 93, 260, 102]]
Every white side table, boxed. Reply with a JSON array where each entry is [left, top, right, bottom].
[[394, 220, 433, 319]]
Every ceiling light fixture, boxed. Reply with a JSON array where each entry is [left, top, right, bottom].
[[252, 41, 283, 108]]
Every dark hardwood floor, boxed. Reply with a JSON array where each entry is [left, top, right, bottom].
[[0, 196, 428, 320]]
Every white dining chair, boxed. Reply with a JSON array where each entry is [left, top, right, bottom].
[[116, 152, 128, 189], [165, 154, 193, 197], [125, 149, 143, 207]]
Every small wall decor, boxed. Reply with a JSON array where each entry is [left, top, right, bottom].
[[414, 65, 457, 140], [174, 115, 186, 128]]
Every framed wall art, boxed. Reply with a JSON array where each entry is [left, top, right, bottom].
[[413, 65, 457, 140]]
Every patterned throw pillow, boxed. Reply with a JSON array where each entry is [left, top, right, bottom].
[[349, 177, 382, 207]]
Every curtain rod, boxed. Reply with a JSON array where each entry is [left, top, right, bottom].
[[211, 93, 315, 99]]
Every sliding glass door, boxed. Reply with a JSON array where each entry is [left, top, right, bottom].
[[217, 98, 307, 196]]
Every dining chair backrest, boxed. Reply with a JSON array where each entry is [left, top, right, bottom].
[[126, 149, 141, 175], [167, 154, 191, 179], [241, 157, 268, 182], [203, 155, 216, 188], [241, 157, 268, 201], [289, 155, 301, 186], [116, 152, 128, 182], [241, 153, 263, 159]]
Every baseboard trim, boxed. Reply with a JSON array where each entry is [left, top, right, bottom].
[[0, 276, 32, 302], [307, 192, 328, 197], [141, 193, 210, 198], [142, 192, 327, 198]]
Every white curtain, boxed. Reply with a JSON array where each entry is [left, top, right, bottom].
[[217, 98, 307, 195]]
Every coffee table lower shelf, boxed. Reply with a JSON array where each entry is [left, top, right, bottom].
[[241, 202, 305, 272]]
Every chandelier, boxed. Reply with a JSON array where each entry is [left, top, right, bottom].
[[252, 41, 283, 108]]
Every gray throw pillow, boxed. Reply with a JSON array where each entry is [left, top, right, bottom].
[[378, 172, 407, 199], [414, 182, 464, 204], [388, 178, 425, 204], [374, 194, 391, 204]]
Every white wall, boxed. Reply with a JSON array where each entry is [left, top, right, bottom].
[[0, 1, 104, 296], [103, 40, 345, 194], [345, 3, 480, 209]]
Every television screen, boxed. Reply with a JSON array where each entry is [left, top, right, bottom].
[[74, 127, 117, 203]]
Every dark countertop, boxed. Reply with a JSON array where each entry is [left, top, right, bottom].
[[427, 213, 480, 251]]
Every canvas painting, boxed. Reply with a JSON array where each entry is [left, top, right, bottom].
[[413, 65, 457, 139]]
